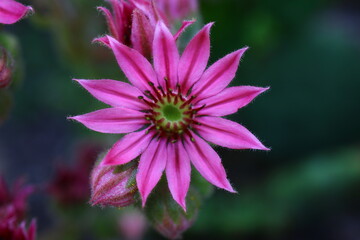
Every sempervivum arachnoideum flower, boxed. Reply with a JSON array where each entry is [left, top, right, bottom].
[[0, 0, 33, 24], [70, 21, 269, 211]]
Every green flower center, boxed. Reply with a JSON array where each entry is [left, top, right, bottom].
[[162, 105, 182, 121], [139, 82, 204, 140]]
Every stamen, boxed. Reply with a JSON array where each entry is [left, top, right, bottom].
[[148, 82, 164, 103], [157, 86, 165, 96], [139, 96, 159, 108], [164, 77, 170, 90], [180, 96, 196, 109], [144, 90, 157, 101]]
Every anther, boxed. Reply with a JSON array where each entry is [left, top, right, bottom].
[[144, 90, 157, 101], [164, 77, 170, 90], [157, 86, 165, 96]]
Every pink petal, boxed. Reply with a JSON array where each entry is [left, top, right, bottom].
[[28, 219, 37, 240], [197, 86, 269, 116], [131, 0, 164, 26], [69, 107, 146, 134], [93, 36, 110, 47], [102, 129, 154, 166], [178, 23, 213, 94], [107, 36, 158, 92], [174, 20, 196, 41], [74, 79, 147, 110], [153, 21, 179, 89], [0, 0, 33, 24], [131, 9, 154, 60], [194, 117, 269, 150], [137, 139, 167, 206], [192, 48, 248, 100], [183, 132, 235, 192], [97, 6, 120, 41], [166, 141, 191, 211]]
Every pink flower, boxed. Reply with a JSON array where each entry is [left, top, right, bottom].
[[0, 0, 33, 25], [0, 177, 34, 222], [98, 0, 193, 59], [0, 219, 36, 240], [0, 177, 36, 240], [70, 22, 269, 211]]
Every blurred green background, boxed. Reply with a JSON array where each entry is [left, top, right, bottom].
[[0, 0, 359, 239]]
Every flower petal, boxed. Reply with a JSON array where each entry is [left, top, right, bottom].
[[0, 0, 33, 24], [174, 20, 196, 41], [137, 139, 167, 206], [192, 48, 248, 100], [195, 117, 269, 150], [102, 129, 154, 166], [69, 108, 146, 134], [74, 79, 147, 110], [97, 6, 120, 41], [153, 21, 179, 89], [166, 141, 191, 211], [184, 132, 235, 192], [107, 36, 158, 92], [93, 36, 110, 47], [178, 23, 213, 94], [131, 9, 154, 60], [197, 86, 269, 116]]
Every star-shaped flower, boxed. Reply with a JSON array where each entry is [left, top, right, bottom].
[[70, 22, 269, 211]]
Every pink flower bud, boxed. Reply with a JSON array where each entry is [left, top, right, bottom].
[[145, 187, 200, 240], [90, 162, 138, 208], [154, 212, 195, 240], [0, 49, 12, 89]]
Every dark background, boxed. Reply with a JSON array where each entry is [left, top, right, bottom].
[[0, 0, 359, 239]]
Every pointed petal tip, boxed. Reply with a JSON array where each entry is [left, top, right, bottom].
[[185, 19, 196, 24], [224, 183, 237, 193], [206, 22, 215, 28], [253, 145, 271, 151], [97, 6, 107, 12], [92, 35, 111, 46], [27, 6, 35, 15], [140, 193, 148, 208], [179, 201, 187, 212], [67, 116, 76, 121]]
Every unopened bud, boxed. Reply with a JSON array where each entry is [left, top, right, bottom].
[[145, 185, 201, 240], [90, 161, 138, 208], [0, 49, 12, 89]]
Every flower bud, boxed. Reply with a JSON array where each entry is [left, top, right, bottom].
[[145, 185, 200, 239], [0, 49, 12, 89], [90, 161, 138, 208]]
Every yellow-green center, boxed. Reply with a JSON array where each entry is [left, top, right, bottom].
[[162, 104, 182, 121]]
